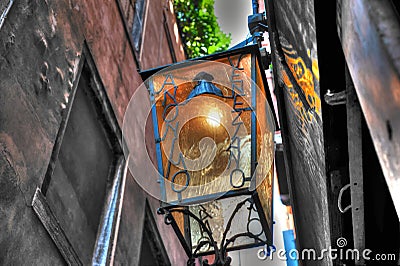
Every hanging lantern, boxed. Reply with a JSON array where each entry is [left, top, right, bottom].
[[133, 44, 277, 265]]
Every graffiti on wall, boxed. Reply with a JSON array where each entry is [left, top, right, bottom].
[[279, 40, 321, 129]]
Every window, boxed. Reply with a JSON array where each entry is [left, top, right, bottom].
[[33, 45, 124, 265], [117, 0, 148, 68], [132, 0, 147, 57]]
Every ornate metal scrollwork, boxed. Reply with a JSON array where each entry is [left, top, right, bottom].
[[158, 197, 267, 266]]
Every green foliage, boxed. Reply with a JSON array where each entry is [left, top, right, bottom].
[[173, 0, 232, 58]]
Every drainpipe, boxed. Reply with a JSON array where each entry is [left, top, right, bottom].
[[0, 0, 14, 30], [249, 0, 263, 47], [252, 0, 259, 14]]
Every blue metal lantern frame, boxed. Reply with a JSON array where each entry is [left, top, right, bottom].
[[140, 44, 278, 265]]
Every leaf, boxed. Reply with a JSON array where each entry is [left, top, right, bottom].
[[173, 0, 231, 58]]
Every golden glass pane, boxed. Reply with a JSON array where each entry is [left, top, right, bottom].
[[255, 54, 275, 230], [150, 56, 258, 204], [256, 166, 274, 229]]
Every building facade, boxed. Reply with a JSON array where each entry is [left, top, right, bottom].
[[0, 0, 186, 264]]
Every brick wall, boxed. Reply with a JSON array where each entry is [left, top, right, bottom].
[[0, 0, 186, 264]]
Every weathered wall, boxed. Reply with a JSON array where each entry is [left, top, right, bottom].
[[339, 0, 400, 219], [266, 0, 332, 265], [140, 0, 186, 69], [0, 0, 186, 264]]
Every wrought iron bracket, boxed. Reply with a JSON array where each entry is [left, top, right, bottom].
[[157, 197, 269, 266], [324, 90, 346, 106]]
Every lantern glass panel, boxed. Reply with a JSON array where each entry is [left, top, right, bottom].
[[150, 55, 263, 204], [255, 59, 275, 230], [188, 195, 267, 256]]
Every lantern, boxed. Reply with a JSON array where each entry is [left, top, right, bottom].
[[137, 44, 277, 265]]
